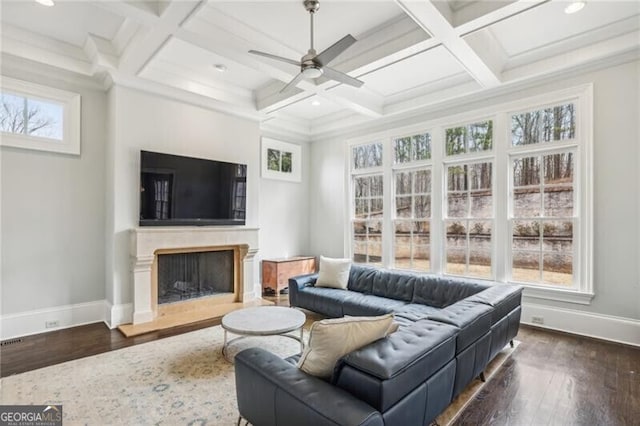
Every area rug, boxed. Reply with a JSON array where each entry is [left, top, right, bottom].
[[0, 324, 516, 425]]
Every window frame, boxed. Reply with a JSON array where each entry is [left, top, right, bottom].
[[349, 140, 386, 267], [0, 76, 81, 155], [390, 130, 434, 272], [345, 84, 593, 304], [442, 156, 496, 279]]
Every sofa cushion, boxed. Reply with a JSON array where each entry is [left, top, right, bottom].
[[426, 300, 493, 353], [334, 319, 457, 411], [298, 314, 395, 378], [342, 293, 407, 317], [392, 303, 440, 322], [296, 286, 352, 318], [347, 265, 378, 294], [412, 276, 490, 308], [316, 256, 352, 289], [372, 270, 415, 302]]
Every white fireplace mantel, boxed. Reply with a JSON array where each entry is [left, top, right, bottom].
[[130, 226, 259, 325]]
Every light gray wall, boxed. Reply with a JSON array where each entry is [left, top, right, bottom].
[[308, 139, 346, 258], [106, 87, 310, 309], [309, 60, 640, 321], [0, 74, 107, 315], [258, 135, 311, 261]]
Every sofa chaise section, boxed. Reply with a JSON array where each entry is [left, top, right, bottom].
[[237, 265, 523, 425], [235, 348, 384, 426], [334, 319, 458, 425]]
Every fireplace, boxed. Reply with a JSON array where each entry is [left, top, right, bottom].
[[130, 227, 259, 325], [157, 250, 234, 304]]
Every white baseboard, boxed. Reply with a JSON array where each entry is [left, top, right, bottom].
[[104, 302, 133, 329], [0, 300, 107, 340], [521, 302, 640, 347]]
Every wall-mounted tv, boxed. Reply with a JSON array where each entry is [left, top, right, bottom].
[[139, 150, 246, 226]]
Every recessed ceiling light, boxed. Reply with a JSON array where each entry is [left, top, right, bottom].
[[213, 64, 227, 73], [564, 1, 585, 14], [311, 100, 321, 106], [35, 0, 55, 6]]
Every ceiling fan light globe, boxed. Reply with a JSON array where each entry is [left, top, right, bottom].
[[302, 67, 323, 79]]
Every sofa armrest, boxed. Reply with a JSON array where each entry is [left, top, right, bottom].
[[289, 273, 318, 288], [465, 284, 523, 324], [288, 273, 318, 307], [235, 348, 383, 426]]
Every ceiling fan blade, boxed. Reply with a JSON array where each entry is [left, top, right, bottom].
[[321, 66, 364, 88], [280, 72, 306, 93], [314, 34, 357, 66], [248, 50, 300, 67]]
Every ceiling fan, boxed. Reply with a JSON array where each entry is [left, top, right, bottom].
[[248, 0, 364, 93]]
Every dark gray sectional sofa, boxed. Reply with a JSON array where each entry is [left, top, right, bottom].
[[235, 265, 522, 426]]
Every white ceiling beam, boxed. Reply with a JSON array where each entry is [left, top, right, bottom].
[[463, 29, 508, 78], [96, 1, 204, 75], [395, 0, 502, 88], [318, 15, 432, 77]]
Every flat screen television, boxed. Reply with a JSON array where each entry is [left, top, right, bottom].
[[139, 150, 247, 226]]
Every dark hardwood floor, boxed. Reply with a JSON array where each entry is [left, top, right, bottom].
[[452, 327, 640, 426], [2, 295, 639, 426]]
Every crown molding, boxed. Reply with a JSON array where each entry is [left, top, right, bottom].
[[0, 53, 105, 91]]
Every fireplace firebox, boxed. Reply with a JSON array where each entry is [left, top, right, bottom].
[[157, 250, 234, 304]]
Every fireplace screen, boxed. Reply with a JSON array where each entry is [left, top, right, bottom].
[[157, 250, 234, 304]]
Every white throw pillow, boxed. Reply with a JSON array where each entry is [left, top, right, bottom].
[[315, 256, 351, 290], [297, 314, 395, 378]]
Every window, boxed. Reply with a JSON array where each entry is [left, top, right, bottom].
[[0, 77, 80, 155], [445, 161, 493, 278], [392, 132, 432, 271], [509, 103, 577, 287], [346, 85, 592, 302], [351, 143, 383, 266], [446, 120, 493, 156]]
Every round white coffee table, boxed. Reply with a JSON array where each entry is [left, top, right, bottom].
[[221, 306, 306, 362]]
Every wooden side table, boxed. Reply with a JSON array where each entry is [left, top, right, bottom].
[[262, 256, 316, 295]]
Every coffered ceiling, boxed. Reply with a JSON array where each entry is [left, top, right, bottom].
[[1, 0, 639, 139]]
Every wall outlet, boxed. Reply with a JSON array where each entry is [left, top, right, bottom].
[[531, 316, 544, 325], [45, 320, 60, 328]]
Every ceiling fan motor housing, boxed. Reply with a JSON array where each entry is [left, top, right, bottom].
[[301, 50, 323, 78]]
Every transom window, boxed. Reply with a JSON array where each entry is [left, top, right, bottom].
[[0, 77, 80, 155], [347, 85, 592, 302], [1, 92, 63, 140]]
